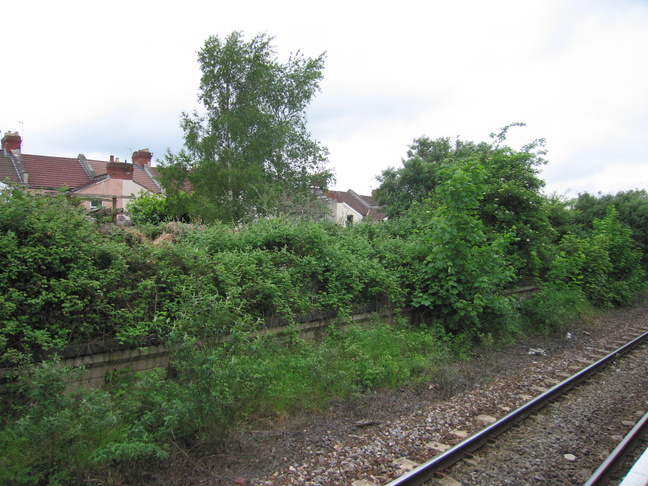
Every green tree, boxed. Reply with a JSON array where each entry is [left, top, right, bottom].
[[478, 133, 550, 276], [569, 190, 648, 271], [160, 32, 332, 224], [373, 136, 491, 219], [375, 124, 550, 277]]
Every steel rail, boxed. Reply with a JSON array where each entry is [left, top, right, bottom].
[[583, 409, 648, 485], [385, 330, 648, 486]]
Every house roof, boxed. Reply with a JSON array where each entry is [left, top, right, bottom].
[[0, 133, 162, 195], [87, 159, 163, 193], [327, 189, 387, 221], [22, 154, 93, 190], [0, 150, 23, 184]]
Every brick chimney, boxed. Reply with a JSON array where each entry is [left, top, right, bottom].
[[132, 148, 152, 168], [1, 131, 22, 152], [107, 161, 134, 180]]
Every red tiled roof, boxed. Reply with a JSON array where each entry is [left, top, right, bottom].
[[21, 154, 92, 190], [88, 160, 108, 177], [0, 151, 22, 184], [1, 135, 163, 195], [1, 152, 163, 194], [134, 165, 162, 193]]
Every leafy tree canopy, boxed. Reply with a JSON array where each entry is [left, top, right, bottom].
[[374, 123, 551, 276], [373, 136, 490, 219], [568, 189, 648, 271], [159, 32, 332, 224]]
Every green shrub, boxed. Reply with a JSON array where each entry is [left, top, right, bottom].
[[0, 190, 134, 363], [519, 287, 587, 334], [1, 190, 407, 359], [127, 191, 190, 225], [591, 207, 644, 305], [0, 361, 167, 485], [546, 207, 645, 309], [178, 218, 405, 322], [411, 161, 515, 335]]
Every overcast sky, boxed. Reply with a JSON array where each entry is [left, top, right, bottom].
[[2, 0, 647, 197]]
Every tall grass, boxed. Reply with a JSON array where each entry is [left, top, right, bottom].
[[0, 319, 453, 485]]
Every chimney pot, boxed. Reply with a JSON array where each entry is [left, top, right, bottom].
[[132, 148, 153, 168], [1, 131, 22, 152], [110, 155, 114, 162]]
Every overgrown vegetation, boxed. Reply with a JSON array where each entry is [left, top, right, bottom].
[[1, 123, 647, 483], [0, 322, 448, 485]]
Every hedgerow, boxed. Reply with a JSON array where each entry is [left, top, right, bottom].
[[2, 182, 646, 362], [0, 188, 408, 362]]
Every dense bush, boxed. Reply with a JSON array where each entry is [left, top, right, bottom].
[[410, 160, 516, 336], [570, 190, 648, 271], [127, 191, 191, 225], [4, 179, 646, 364], [0, 190, 139, 364], [178, 218, 405, 318], [519, 286, 587, 334], [544, 208, 644, 308], [0, 189, 408, 361], [0, 361, 168, 485]]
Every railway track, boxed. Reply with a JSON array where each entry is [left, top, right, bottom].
[[384, 328, 648, 486], [256, 308, 648, 485], [585, 409, 648, 485]]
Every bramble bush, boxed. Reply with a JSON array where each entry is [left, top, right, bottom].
[[2, 182, 645, 362], [0, 189, 138, 364], [0, 188, 408, 360], [178, 217, 405, 319]]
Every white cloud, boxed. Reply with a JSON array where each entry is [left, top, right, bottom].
[[1, 0, 647, 197]]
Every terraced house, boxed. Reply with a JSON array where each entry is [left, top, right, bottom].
[[1, 131, 385, 224], [0, 131, 162, 219]]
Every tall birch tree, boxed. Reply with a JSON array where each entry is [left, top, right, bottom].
[[160, 32, 331, 223]]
